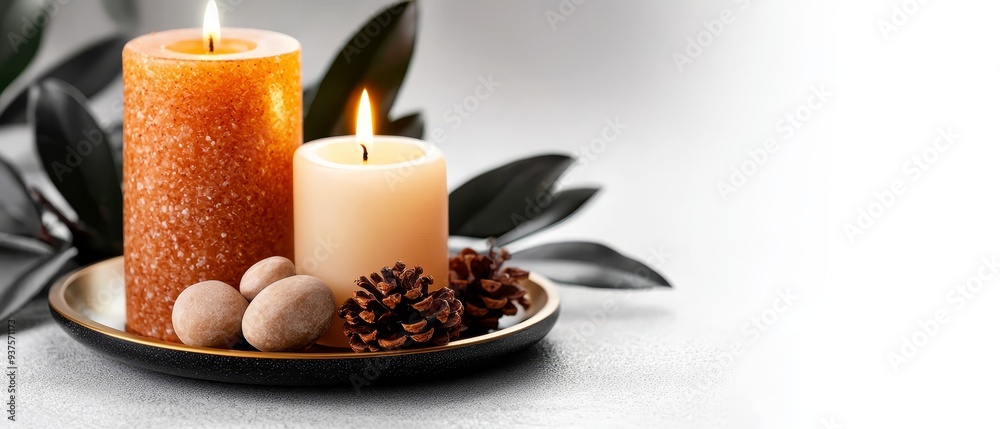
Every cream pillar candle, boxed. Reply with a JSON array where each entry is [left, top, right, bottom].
[[293, 95, 448, 348]]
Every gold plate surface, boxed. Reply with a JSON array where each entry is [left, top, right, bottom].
[[48, 256, 560, 360]]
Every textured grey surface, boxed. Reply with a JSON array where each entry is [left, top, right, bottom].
[[14, 286, 722, 428]]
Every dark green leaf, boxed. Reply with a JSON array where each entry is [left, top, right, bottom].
[[495, 188, 600, 246], [0, 0, 49, 97], [450, 154, 574, 238], [304, 0, 417, 141], [0, 35, 128, 125], [29, 79, 123, 260], [302, 82, 318, 117], [0, 156, 42, 238], [106, 121, 123, 181], [101, 0, 138, 34], [0, 235, 76, 320], [384, 111, 423, 138], [513, 241, 671, 289]]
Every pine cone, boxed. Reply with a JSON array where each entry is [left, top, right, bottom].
[[337, 261, 463, 352], [449, 247, 531, 334]]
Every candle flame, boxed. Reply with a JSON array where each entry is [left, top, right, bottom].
[[203, 0, 220, 53], [357, 89, 374, 161]]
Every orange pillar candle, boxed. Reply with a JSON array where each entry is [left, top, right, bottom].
[[122, 6, 301, 341]]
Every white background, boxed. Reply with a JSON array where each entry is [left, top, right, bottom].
[[2, 0, 999, 427]]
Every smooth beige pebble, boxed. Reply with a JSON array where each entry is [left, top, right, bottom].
[[240, 256, 296, 301], [242, 275, 336, 352], [172, 280, 248, 348]]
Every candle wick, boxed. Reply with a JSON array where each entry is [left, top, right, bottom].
[[361, 144, 368, 162], [208, 36, 214, 53]]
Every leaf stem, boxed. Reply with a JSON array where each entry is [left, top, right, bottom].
[[31, 188, 90, 241]]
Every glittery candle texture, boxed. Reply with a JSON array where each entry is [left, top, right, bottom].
[[123, 28, 301, 342]]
